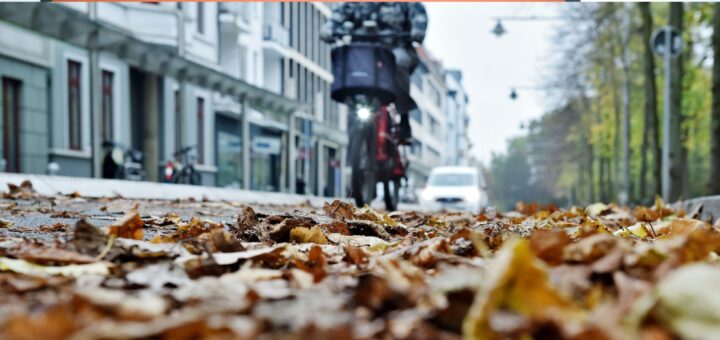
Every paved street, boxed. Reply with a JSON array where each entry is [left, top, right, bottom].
[[0, 177, 719, 338]]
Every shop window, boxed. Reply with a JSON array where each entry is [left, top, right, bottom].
[[196, 97, 205, 164], [2, 77, 21, 172], [217, 129, 242, 188], [68, 60, 82, 150], [101, 70, 114, 142]]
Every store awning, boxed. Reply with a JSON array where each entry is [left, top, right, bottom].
[[0, 3, 308, 115]]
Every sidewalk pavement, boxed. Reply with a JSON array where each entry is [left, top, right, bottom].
[[675, 195, 720, 223], [0, 173, 422, 211]]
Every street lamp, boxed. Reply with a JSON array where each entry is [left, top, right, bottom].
[[508, 85, 562, 101], [491, 16, 564, 38], [491, 20, 506, 37]]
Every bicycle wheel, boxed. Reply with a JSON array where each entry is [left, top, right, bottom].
[[190, 169, 201, 185], [350, 125, 376, 207]]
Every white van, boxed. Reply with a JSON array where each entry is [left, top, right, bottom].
[[418, 166, 488, 214]]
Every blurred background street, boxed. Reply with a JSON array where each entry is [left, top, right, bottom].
[[0, 2, 719, 211]]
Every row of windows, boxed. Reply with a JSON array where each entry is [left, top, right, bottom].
[[411, 138, 422, 158], [282, 3, 331, 71], [410, 108, 422, 125], [428, 82, 442, 108], [66, 60, 209, 165], [288, 59, 337, 127], [427, 146, 441, 164], [429, 116, 440, 138], [413, 139, 450, 165]]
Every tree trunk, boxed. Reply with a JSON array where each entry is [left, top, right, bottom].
[[710, 3, 720, 195], [639, 2, 660, 201], [668, 3, 688, 201], [619, 3, 632, 205], [588, 143, 595, 202], [640, 114, 649, 201], [611, 67, 621, 200]]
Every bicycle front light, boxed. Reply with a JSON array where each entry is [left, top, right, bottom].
[[356, 106, 371, 121]]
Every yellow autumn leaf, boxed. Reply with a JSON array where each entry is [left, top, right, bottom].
[[613, 223, 650, 238], [0, 257, 110, 277], [463, 239, 582, 339], [290, 226, 328, 244]]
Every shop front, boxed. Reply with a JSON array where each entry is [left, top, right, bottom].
[[250, 128, 282, 192], [216, 114, 243, 188], [293, 116, 314, 195], [321, 145, 342, 197], [247, 109, 287, 193]]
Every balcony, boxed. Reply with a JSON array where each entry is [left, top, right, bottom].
[[95, 2, 179, 47], [218, 3, 252, 33], [263, 21, 289, 47]]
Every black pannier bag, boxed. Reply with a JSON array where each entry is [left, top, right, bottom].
[[331, 42, 397, 105]]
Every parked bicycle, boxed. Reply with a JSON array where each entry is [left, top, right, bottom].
[[164, 145, 201, 185], [101, 141, 146, 181]]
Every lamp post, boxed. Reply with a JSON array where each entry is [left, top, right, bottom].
[[491, 16, 564, 37], [650, 25, 684, 202], [508, 85, 561, 101]]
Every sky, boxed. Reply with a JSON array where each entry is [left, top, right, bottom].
[[423, 2, 567, 165]]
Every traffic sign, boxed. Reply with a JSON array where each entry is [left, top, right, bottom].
[[651, 26, 683, 58]]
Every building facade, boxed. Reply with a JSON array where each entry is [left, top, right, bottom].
[[443, 69, 471, 166], [0, 2, 471, 200], [406, 46, 447, 193], [0, 2, 346, 197]]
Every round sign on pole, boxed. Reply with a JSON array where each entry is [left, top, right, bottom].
[[651, 26, 683, 58]]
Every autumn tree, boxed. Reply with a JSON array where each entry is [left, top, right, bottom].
[[668, 2, 689, 201], [638, 2, 661, 201], [711, 3, 720, 195]]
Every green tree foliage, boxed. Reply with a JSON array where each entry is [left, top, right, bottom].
[[485, 137, 557, 211], [486, 3, 716, 208]]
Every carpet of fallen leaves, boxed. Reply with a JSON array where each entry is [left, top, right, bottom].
[[1, 181, 720, 339]]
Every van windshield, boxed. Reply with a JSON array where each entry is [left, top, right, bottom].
[[428, 173, 475, 187]]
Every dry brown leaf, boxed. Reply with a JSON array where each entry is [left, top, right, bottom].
[[72, 219, 109, 256], [108, 213, 144, 240], [657, 218, 709, 237], [290, 226, 328, 244], [4, 180, 37, 199], [201, 229, 246, 253], [564, 233, 618, 263], [11, 244, 96, 265], [321, 220, 350, 235], [343, 245, 369, 266], [323, 200, 355, 220], [529, 229, 572, 265], [235, 206, 258, 235], [293, 245, 327, 282]]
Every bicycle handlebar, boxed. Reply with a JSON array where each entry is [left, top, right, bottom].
[[331, 32, 410, 39], [173, 145, 196, 157]]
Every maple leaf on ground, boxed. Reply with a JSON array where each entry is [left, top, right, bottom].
[[323, 200, 355, 220], [108, 213, 144, 240]]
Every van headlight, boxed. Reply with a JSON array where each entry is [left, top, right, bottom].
[[421, 190, 434, 201], [466, 190, 481, 202]]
